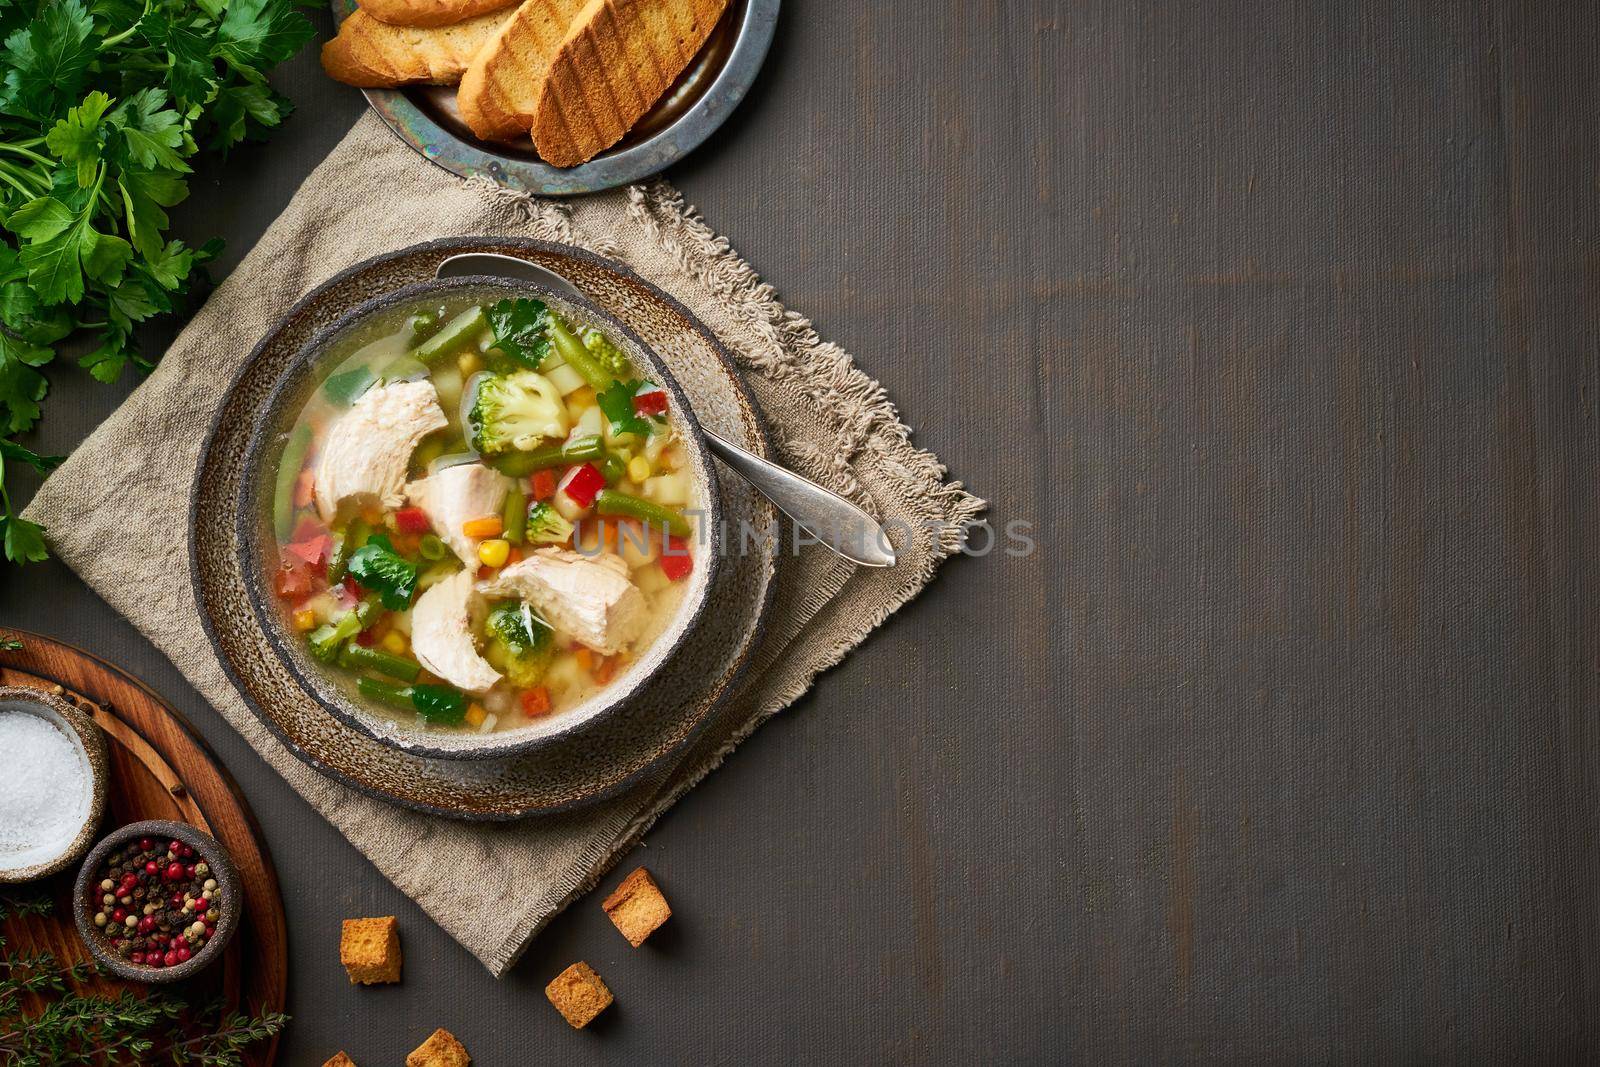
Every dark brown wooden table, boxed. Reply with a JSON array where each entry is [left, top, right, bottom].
[[3, 2, 1595, 1061]]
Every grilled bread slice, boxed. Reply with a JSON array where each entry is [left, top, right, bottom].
[[358, 0, 518, 28], [457, 0, 590, 141], [322, 8, 514, 88], [529, 0, 729, 167]]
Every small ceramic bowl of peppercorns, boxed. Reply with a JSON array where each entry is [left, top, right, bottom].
[[71, 819, 241, 983]]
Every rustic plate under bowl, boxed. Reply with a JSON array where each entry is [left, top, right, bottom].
[[343, 0, 780, 196], [240, 277, 723, 760], [191, 238, 778, 819]]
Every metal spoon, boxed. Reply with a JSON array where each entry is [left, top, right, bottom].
[[436, 252, 897, 567]]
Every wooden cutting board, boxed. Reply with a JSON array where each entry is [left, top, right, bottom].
[[0, 630, 287, 1065]]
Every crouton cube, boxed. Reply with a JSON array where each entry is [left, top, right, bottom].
[[340, 916, 401, 984], [405, 1028, 470, 1066], [322, 1054, 358, 1067], [602, 866, 672, 947], [545, 961, 613, 1028]]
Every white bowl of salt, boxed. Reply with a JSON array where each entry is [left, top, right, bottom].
[[0, 686, 107, 883]]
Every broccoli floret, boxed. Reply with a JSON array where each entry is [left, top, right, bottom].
[[467, 370, 569, 455], [485, 601, 554, 687], [306, 603, 372, 661], [582, 327, 631, 376], [525, 501, 574, 546]]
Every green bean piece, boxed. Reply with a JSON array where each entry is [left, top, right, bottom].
[[599, 454, 626, 485], [546, 315, 612, 390], [418, 533, 448, 561], [593, 489, 691, 537], [272, 424, 313, 540], [327, 519, 370, 583], [339, 641, 421, 683], [413, 306, 487, 364], [488, 435, 604, 477], [502, 486, 527, 544], [357, 676, 414, 712]]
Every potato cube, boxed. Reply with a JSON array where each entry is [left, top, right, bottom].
[[545, 961, 613, 1028], [340, 916, 401, 985], [602, 867, 671, 947]]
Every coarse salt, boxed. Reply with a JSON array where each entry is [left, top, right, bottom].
[[0, 708, 91, 868]]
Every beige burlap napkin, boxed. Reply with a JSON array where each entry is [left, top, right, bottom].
[[24, 112, 982, 975]]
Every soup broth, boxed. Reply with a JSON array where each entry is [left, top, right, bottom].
[[269, 292, 698, 734]]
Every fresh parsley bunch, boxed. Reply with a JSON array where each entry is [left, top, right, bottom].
[[0, 0, 315, 564]]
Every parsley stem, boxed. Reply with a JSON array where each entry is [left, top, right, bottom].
[[0, 143, 51, 167], [97, 15, 147, 50], [0, 166, 38, 201]]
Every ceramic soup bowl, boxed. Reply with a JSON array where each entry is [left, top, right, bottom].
[[239, 277, 721, 760]]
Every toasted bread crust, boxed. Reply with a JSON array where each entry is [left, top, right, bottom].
[[457, 0, 589, 141], [322, 8, 513, 88], [530, 0, 729, 167], [359, 0, 518, 28]]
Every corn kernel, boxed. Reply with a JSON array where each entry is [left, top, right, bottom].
[[465, 703, 487, 727], [478, 538, 511, 568], [292, 609, 317, 632], [458, 350, 483, 376], [381, 631, 407, 655], [627, 455, 652, 483]]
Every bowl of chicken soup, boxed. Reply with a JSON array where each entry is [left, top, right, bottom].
[[240, 277, 722, 759]]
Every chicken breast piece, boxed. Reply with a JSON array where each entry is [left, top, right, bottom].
[[405, 462, 512, 564], [313, 380, 448, 523], [476, 547, 647, 655], [409, 569, 502, 694]]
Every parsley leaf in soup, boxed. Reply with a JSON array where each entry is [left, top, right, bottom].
[[346, 535, 420, 611], [485, 297, 551, 370], [597, 378, 652, 439]]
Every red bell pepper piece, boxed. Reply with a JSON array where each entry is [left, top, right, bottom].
[[558, 463, 605, 508], [529, 468, 557, 501], [284, 534, 331, 568], [394, 506, 431, 534], [632, 385, 668, 417], [289, 515, 326, 544], [274, 557, 318, 601], [659, 536, 692, 581]]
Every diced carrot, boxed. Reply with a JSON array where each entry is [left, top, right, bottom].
[[505, 546, 524, 565], [520, 687, 553, 718], [573, 647, 593, 672], [592, 655, 620, 685], [477, 565, 494, 580], [529, 469, 557, 501], [293, 468, 315, 508], [462, 515, 503, 539]]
